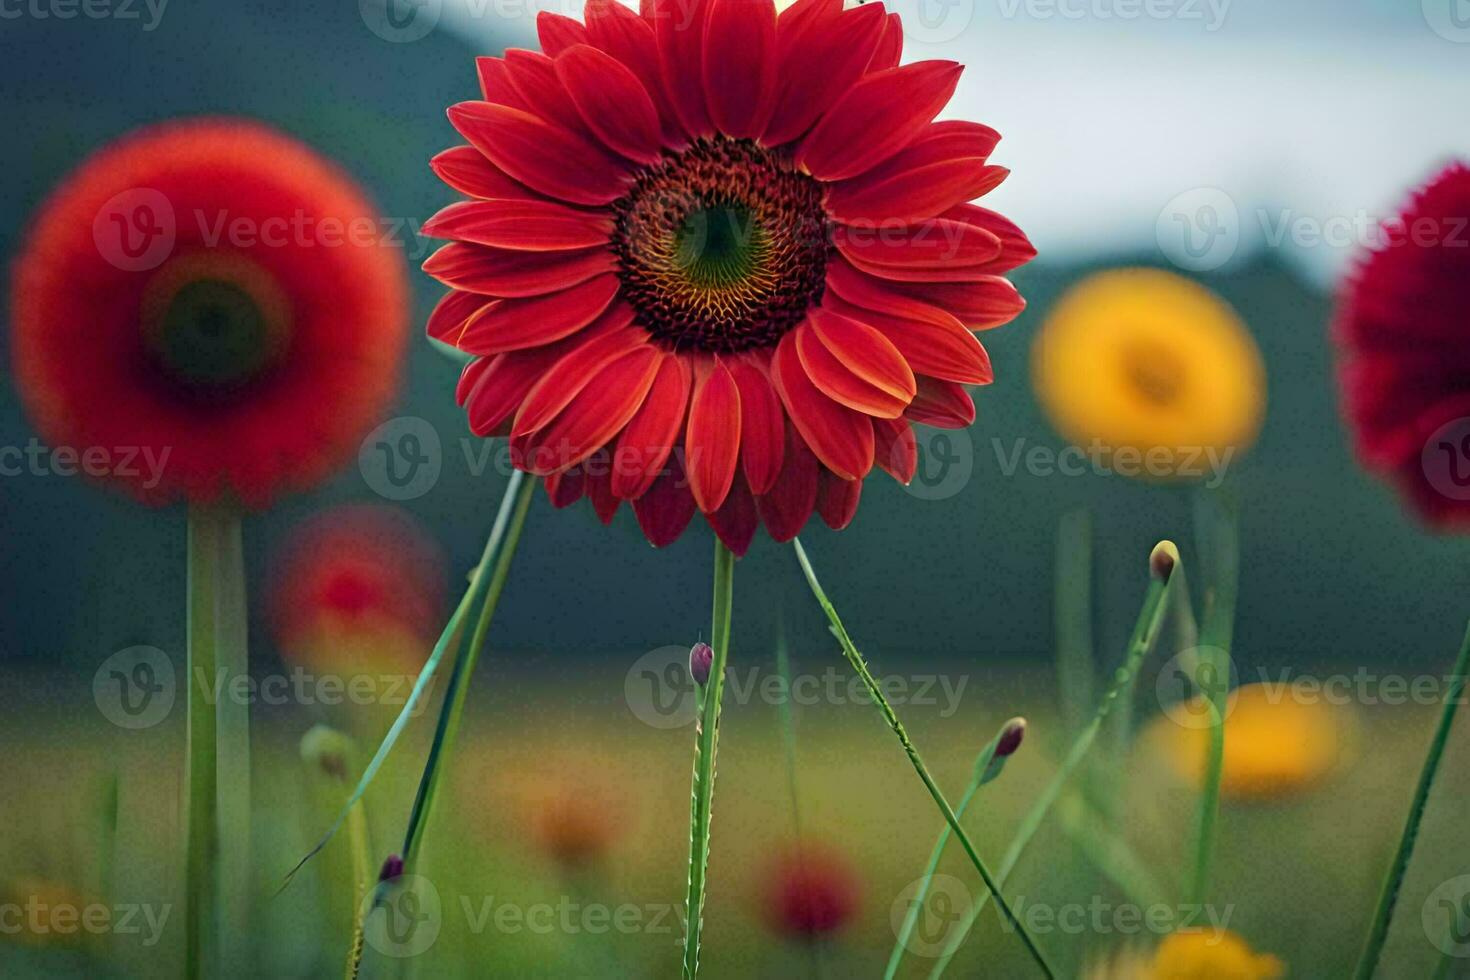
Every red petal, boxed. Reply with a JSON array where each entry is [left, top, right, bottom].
[[456, 356, 492, 407], [538, 11, 589, 54], [504, 48, 599, 140], [430, 146, 550, 202], [448, 101, 630, 206], [703, 0, 777, 139], [873, 416, 917, 484], [584, 0, 684, 145], [808, 307, 916, 402], [513, 328, 652, 436], [556, 43, 664, 164], [825, 294, 992, 385], [776, 0, 840, 35], [423, 242, 615, 298], [728, 356, 785, 495], [523, 346, 663, 474], [653, 0, 714, 136], [825, 256, 958, 327], [906, 377, 975, 429], [583, 452, 622, 524], [685, 358, 742, 512], [706, 474, 758, 556], [546, 467, 587, 508], [427, 288, 494, 344], [456, 276, 624, 354], [771, 332, 874, 480], [762, 3, 884, 146], [633, 454, 699, 547], [816, 471, 862, 530], [867, 12, 902, 71], [466, 349, 561, 435], [825, 124, 1004, 223], [476, 57, 529, 108], [613, 354, 692, 499], [422, 200, 612, 251], [794, 317, 909, 418], [880, 275, 1027, 329], [942, 203, 1036, 273], [796, 61, 962, 181], [835, 216, 1001, 271], [755, 424, 819, 542]]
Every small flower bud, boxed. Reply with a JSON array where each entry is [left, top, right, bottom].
[[690, 642, 714, 686], [299, 724, 352, 781], [1150, 540, 1180, 582], [996, 717, 1027, 759], [378, 854, 404, 883]]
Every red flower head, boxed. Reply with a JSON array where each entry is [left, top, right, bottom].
[[11, 118, 410, 506], [269, 505, 445, 672], [425, 0, 1032, 554], [1333, 162, 1470, 527], [759, 843, 861, 939]]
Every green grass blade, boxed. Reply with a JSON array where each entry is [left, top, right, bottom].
[[1057, 790, 1174, 909], [793, 538, 1056, 979], [401, 470, 535, 870], [282, 469, 528, 888], [928, 542, 1181, 979], [1352, 621, 1470, 980], [683, 539, 737, 979], [774, 621, 804, 843], [884, 717, 1026, 980], [1055, 508, 1095, 737]]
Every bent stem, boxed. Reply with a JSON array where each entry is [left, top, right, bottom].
[[401, 469, 535, 871], [928, 545, 1179, 979], [792, 539, 1055, 980], [185, 504, 230, 980], [683, 539, 736, 979], [1352, 621, 1470, 980]]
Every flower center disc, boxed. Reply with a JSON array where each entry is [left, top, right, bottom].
[[141, 252, 292, 395], [612, 137, 830, 354], [1122, 339, 1187, 406]]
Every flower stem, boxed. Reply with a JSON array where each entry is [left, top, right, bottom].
[[792, 539, 1055, 980], [344, 797, 371, 980], [927, 545, 1179, 979], [1352, 621, 1470, 980], [683, 539, 736, 979], [401, 468, 535, 871], [185, 504, 224, 980], [215, 508, 251, 973]]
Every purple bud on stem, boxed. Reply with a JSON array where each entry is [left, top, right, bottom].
[[690, 642, 714, 686]]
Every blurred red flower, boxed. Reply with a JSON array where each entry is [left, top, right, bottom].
[[10, 118, 409, 506], [426, 0, 1031, 554], [760, 843, 861, 939], [1334, 162, 1470, 527]]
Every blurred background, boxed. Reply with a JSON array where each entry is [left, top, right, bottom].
[[3, 1, 1470, 977]]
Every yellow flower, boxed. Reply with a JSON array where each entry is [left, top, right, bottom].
[[1085, 930, 1285, 979], [1032, 269, 1266, 480], [1150, 682, 1345, 799]]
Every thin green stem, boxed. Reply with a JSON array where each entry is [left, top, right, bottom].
[[683, 540, 736, 979], [185, 505, 222, 980], [1352, 622, 1470, 980], [216, 510, 251, 973], [928, 548, 1178, 979], [401, 469, 535, 870], [344, 798, 371, 980], [792, 539, 1055, 980], [774, 627, 804, 844]]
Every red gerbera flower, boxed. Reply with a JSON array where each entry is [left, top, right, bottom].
[[759, 843, 861, 939], [10, 118, 410, 506], [1333, 162, 1470, 527], [424, 0, 1032, 555], [269, 504, 446, 672]]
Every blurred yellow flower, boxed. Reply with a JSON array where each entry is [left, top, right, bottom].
[[1086, 930, 1284, 979], [1150, 682, 1345, 799], [1032, 269, 1265, 480], [2, 877, 92, 948]]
